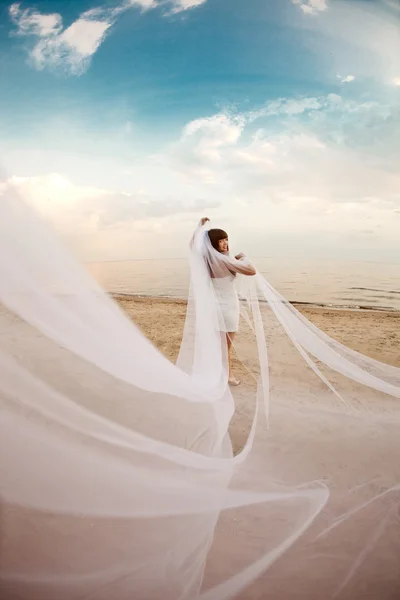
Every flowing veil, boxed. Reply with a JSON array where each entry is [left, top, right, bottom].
[[0, 189, 399, 600]]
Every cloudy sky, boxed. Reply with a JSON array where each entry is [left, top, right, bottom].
[[1, 0, 399, 262]]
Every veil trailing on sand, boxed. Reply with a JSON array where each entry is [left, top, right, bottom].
[[0, 191, 399, 600]]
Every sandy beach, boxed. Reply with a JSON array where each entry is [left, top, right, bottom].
[[115, 295, 400, 369], [116, 293, 400, 437]]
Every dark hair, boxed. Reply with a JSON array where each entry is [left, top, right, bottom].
[[208, 228, 228, 253], [207, 228, 235, 278]]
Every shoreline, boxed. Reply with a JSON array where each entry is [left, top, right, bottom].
[[111, 292, 400, 315]]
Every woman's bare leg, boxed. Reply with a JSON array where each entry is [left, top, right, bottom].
[[226, 332, 240, 385]]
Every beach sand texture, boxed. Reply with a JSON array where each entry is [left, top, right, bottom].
[[116, 296, 400, 367]]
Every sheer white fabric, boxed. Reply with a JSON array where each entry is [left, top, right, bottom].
[[0, 192, 399, 600]]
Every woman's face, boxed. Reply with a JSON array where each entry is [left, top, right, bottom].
[[218, 237, 229, 253]]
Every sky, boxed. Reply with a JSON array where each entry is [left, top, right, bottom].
[[0, 0, 399, 262]]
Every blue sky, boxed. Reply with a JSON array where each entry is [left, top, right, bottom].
[[1, 0, 399, 261]]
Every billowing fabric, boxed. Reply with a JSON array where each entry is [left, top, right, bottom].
[[0, 191, 399, 600]]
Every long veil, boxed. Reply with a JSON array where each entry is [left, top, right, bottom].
[[0, 190, 399, 600]]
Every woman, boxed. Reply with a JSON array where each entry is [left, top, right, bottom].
[[197, 217, 256, 386]]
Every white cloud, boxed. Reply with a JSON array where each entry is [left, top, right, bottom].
[[0, 173, 218, 236], [157, 106, 399, 262], [172, 96, 341, 176], [247, 93, 385, 124], [9, 0, 209, 75], [393, 77, 400, 87], [182, 114, 244, 141], [168, 0, 208, 13], [9, 2, 62, 36], [127, 0, 208, 11], [337, 74, 355, 84], [162, 97, 400, 226], [32, 18, 112, 75], [1, 171, 222, 261], [9, 4, 115, 75], [169, 121, 399, 262], [171, 94, 386, 167], [292, 0, 328, 16], [248, 96, 324, 121], [127, 0, 157, 8], [166, 114, 246, 181]]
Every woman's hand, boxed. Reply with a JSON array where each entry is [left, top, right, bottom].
[[234, 253, 256, 275], [199, 217, 210, 227]]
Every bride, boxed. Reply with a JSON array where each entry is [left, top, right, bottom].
[[196, 217, 256, 386]]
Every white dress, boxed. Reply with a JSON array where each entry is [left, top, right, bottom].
[[211, 275, 240, 333]]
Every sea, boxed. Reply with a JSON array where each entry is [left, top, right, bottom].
[[87, 257, 400, 312]]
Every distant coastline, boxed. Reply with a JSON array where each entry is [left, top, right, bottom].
[[88, 258, 400, 313]]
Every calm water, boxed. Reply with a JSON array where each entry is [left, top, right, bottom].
[[87, 257, 400, 312]]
